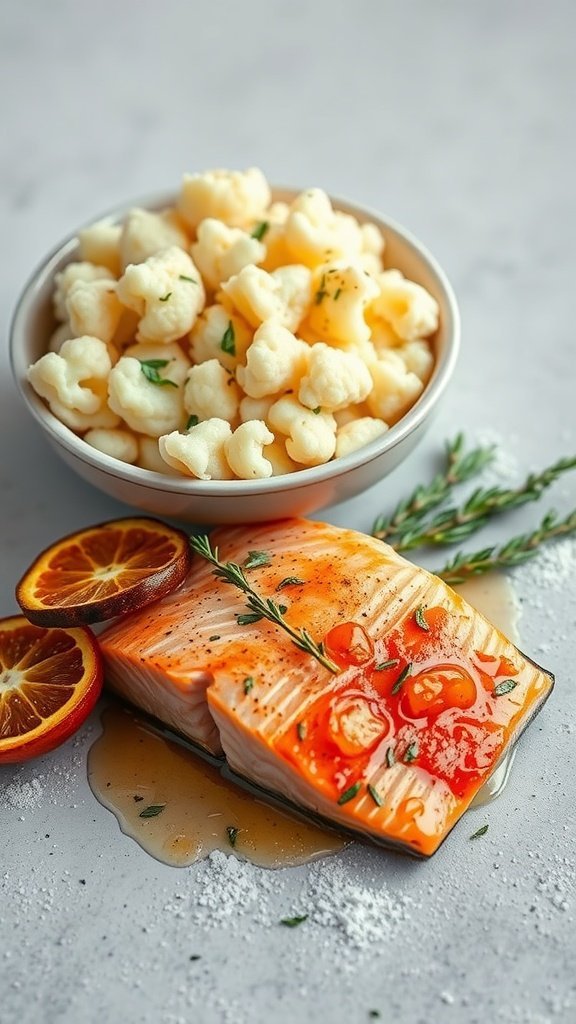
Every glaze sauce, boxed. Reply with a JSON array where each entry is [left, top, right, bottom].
[[88, 704, 346, 868]]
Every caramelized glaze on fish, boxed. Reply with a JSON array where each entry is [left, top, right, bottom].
[[100, 519, 553, 856]]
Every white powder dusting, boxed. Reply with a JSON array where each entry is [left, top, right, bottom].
[[0, 777, 43, 811], [301, 858, 414, 950], [170, 850, 280, 929], [474, 429, 520, 485]]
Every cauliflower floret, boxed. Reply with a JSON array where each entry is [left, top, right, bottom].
[[189, 305, 252, 371], [117, 247, 205, 343], [225, 420, 274, 480], [284, 189, 364, 268], [191, 219, 266, 290], [84, 427, 139, 464], [298, 343, 372, 412], [53, 262, 115, 322], [120, 208, 189, 270], [28, 336, 114, 430], [184, 359, 241, 425], [397, 339, 434, 384], [333, 402, 372, 428], [366, 350, 424, 424], [78, 219, 122, 276], [371, 270, 439, 341], [265, 438, 299, 476], [236, 321, 309, 399], [108, 355, 185, 437], [221, 264, 312, 333], [335, 417, 389, 458], [257, 203, 291, 272], [308, 264, 379, 347], [368, 317, 403, 354], [239, 393, 278, 423], [359, 222, 385, 275], [268, 395, 336, 466], [123, 341, 191, 386], [138, 436, 180, 475], [159, 419, 234, 480], [178, 168, 270, 231], [66, 279, 124, 344]]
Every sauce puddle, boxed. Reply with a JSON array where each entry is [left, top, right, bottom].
[[453, 572, 521, 808], [88, 704, 346, 868]]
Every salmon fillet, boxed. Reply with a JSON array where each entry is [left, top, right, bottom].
[[100, 518, 553, 856]]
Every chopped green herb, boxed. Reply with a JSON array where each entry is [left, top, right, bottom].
[[297, 721, 307, 741], [367, 784, 383, 807], [138, 359, 178, 388], [133, 795, 144, 802], [226, 826, 240, 847], [280, 914, 308, 928], [220, 321, 236, 356], [159, 292, 172, 302], [312, 406, 321, 415], [186, 414, 199, 430], [404, 741, 419, 763], [236, 611, 264, 626], [385, 746, 396, 768], [315, 274, 327, 304], [470, 823, 489, 840], [391, 662, 412, 695], [139, 804, 166, 819], [243, 550, 271, 570], [375, 658, 400, 671], [337, 781, 362, 805], [276, 576, 305, 591], [179, 274, 197, 283], [208, 634, 220, 642], [368, 1013, 381, 1020], [243, 676, 255, 695], [492, 679, 518, 697], [414, 606, 429, 631], [251, 220, 270, 241], [189, 955, 201, 961], [277, 603, 288, 615], [334, 287, 342, 301]]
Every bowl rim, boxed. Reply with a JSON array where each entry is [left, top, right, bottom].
[[9, 187, 460, 496]]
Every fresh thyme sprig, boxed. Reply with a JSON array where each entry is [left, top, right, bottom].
[[392, 455, 576, 552], [372, 434, 495, 542], [189, 534, 338, 674], [434, 509, 576, 584]]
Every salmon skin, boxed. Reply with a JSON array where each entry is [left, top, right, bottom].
[[100, 518, 554, 857]]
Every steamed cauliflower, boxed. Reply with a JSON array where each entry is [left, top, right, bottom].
[[66, 279, 124, 344], [108, 347, 187, 436], [178, 168, 271, 230], [78, 219, 122, 276], [192, 219, 266, 290], [84, 427, 139, 464], [236, 321, 309, 399], [298, 343, 372, 412], [221, 264, 312, 333], [35, 167, 438, 479], [189, 305, 252, 371], [117, 247, 205, 343], [366, 350, 425, 424], [268, 396, 337, 466], [120, 208, 189, 269], [335, 417, 389, 458], [53, 262, 115, 322], [28, 336, 118, 431], [307, 264, 379, 347], [371, 270, 439, 342], [159, 419, 234, 480], [225, 420, 275, 479], [184, 359, 242, 425]]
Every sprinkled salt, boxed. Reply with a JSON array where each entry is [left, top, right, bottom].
[[0, 777, 43, 811]]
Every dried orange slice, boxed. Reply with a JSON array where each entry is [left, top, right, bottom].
[[16, 517, 192, 627], [0, 615, 103, 763]]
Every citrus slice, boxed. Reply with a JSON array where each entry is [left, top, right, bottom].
[[16, 517, 192, 627], [0, 615, 103, 763]]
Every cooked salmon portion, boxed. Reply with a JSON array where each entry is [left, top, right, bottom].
[[100, 518, 553, 855]]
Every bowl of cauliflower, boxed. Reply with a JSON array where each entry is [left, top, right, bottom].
[[10, 167, 459, 523]]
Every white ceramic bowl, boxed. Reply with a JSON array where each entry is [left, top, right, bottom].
[[10, 189, 460, 523]]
